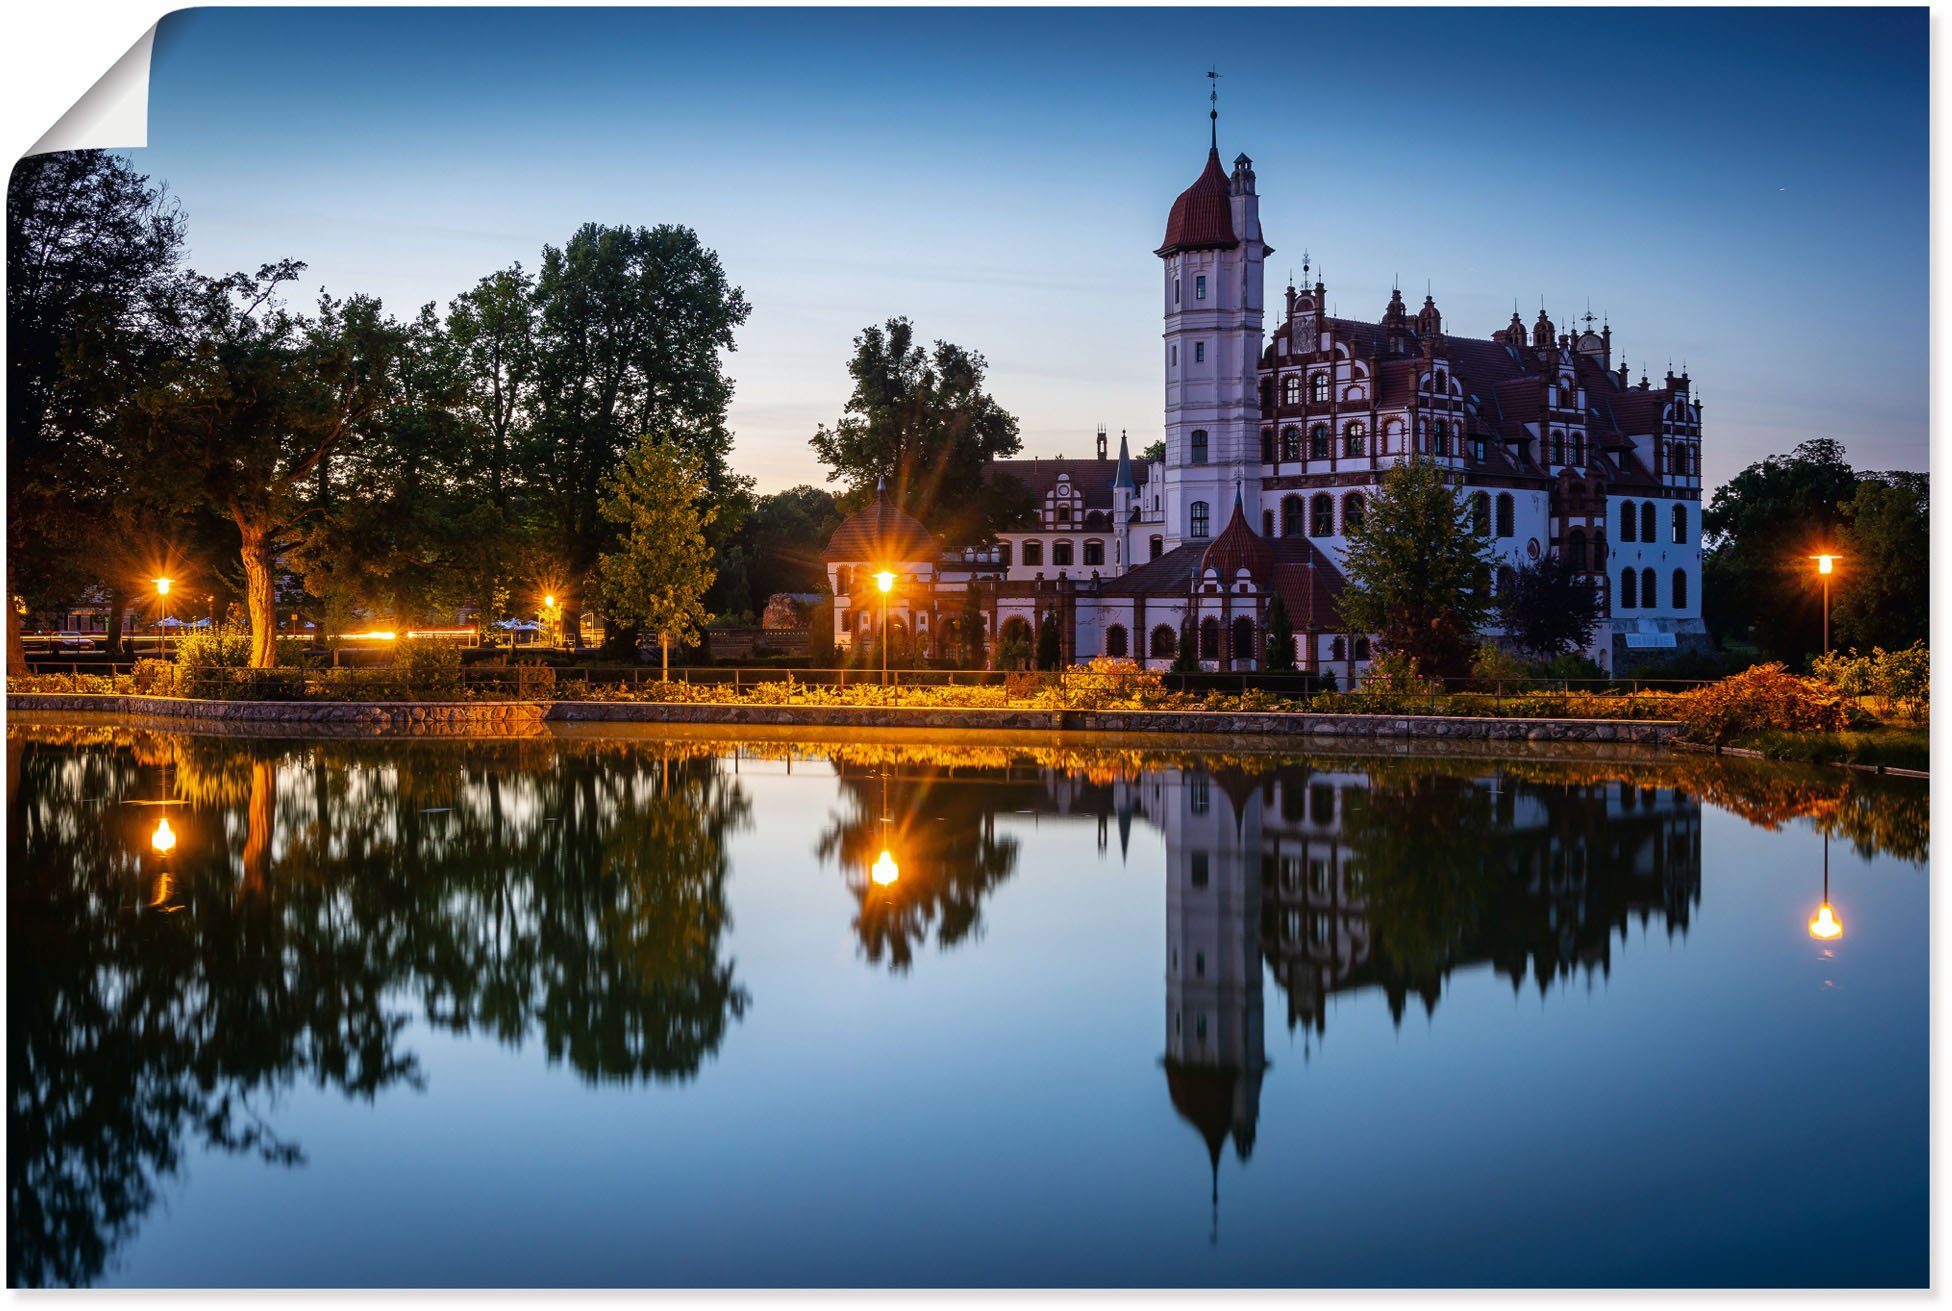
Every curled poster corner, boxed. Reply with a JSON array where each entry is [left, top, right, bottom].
[[25, 24, 157, 158]]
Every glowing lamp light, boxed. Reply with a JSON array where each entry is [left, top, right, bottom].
[[150, 816, 177, 855], [873, 570, 896, 594], [870, 849, 900, 886], [154, 577, 172, 597], [1809, 902, 1843, 941], [544, 594, 556, 609], [1815, 554, 1837, 576]]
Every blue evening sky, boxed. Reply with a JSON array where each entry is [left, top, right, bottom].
[[128, 6, 1926, 494]]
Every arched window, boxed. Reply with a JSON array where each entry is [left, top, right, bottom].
[[1640, 501, 1656, 544], [1260, 429, 1274, 463], [1343, 493, 1366, 535], [1149, 624, 1176, 658], [1310, 425, 1330, 459], [1055, 505, 1071, 524], [1282, 494, 1303, 537], [1571, 433, 1586, 465], [1052, 541, 1073, 567], [1149, 536, 1164, 560], [1432, 420, 1448, 456], [1106, 624, 1128, 658], [1471, 492, 1491, 537], [1642, 566, 1657, 609], [1023, 541, 1043, 567], [1671, 569, 1689, 609], [1281, 426, 1301, 462], [1310, 493, 1334, 537], [1283, 375, 1301, 406], [1231, 617, 1255, 665], [1497, 564, 1516, 595], [1083, 540, 1104, 567], [1568, 527, 1588, 572], [1496, 492, 1514, 538], [1189, 430, 1208, 464], [1671, 502, 1686, 543], [1310, 372, 1330, 403], [1002, 617, 1033, 646], [1330, 636, 1346, 661], [1619, 500, 1636, 542], [1619, 568, 1637, 609], [1593, 534, 1607, 570], [1550, 431, 1565, 465], [1353, 635, 1370, 660], [1262, 510, 1274, 536], [1344, 422, 1367, 457], [1189, 501, 1210, 538], [1200, 617, 1221, 661]]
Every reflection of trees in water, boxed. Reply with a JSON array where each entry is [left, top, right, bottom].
[[8, 731, 748, 1287], [817, 766, 1027, 972], [1266, 770, 1704, 1031]]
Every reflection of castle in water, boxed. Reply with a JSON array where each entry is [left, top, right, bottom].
[[1051, 763, 1702, 1224]]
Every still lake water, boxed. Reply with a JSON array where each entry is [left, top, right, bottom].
[[7, 720, 1928, 1289]]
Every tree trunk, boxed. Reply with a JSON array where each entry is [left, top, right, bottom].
[[104, 583, 127, 656], [4, 598, 24, 677], [660, 632, 670, 682], [238, 520, 278, 669]]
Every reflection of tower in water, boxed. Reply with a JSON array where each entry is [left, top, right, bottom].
[[1160, 769, 1264, 1245]]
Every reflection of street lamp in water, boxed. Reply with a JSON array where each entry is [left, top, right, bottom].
[[1809, 831, 1843, 941], [870, 769, 899, 886]]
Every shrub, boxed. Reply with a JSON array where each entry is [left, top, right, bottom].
[[1468, 643, 1531, 688], [1812, 642, 1928, 723], [1676, 663, 1855, 744], [513, 660, 557, 701], [1536, 652, 1606, 683], [394, 637, 463, 699], [1055, 657, 1176, 710], [173, 624, 253, 671], [130, 659, 178, 696]]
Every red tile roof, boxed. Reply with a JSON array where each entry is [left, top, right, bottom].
[[1156, 149, 1237, 257], [821, 492, 939, 564], [1200, 496, 1275, 580]]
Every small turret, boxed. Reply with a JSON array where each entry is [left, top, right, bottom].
[[1417, 290, 1442, 338]]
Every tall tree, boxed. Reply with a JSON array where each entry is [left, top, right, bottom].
[[1337, 456, 1494, 678], [529, 224, 750, 643], [1035, 609, 1062, 671], [959, 581, 988, 670], [1832, 471, 1928, 652], [595, 433, 717, 678], [446, 263, 539, 610], [809, 318, 1023, 546], [1701, 437, 1858, 662], [6, 151, 187, 668], [1496, 551, 1603, 663], [135, 265, 412, 666]]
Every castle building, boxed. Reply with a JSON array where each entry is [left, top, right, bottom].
[[824, 113, 1709, 677]]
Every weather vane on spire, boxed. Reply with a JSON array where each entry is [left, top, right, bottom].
[[1207, 67, 1221, 149]]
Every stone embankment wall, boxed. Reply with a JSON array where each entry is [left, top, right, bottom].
[[9, 692, 1681, 744]]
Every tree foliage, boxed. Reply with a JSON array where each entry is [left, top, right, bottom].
[[1832, 472, 1928, 653], [810, 318, 1023, 546], [1337, 456, 1494, 677], [1261, 593, 1296, 671], [596, 434, 718, 672], [1496, 550, 1602, 663]]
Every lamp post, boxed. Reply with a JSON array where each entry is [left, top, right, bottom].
[[543, 594, 556, 649], [1810, 554, 1840, 658], [873, 570, 896, 689], [154, 577, 172, 659]]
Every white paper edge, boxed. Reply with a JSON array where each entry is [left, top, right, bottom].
[[24, 23, 156, 157]]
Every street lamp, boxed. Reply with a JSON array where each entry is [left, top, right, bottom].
[[873, 570, 897, 688], [154, 577, 172, 658], [1809, 554, 1840, 658]]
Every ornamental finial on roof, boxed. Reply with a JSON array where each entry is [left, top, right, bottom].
[[1207, 68, 1221, 149]]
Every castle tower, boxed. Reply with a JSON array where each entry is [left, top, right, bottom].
[[1156, 100, 1268, 549]]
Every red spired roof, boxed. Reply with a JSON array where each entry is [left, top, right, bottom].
[[1156, 149, 1237, 257], [1200, 496, 1274, 580], [821, 488, 939, 564]]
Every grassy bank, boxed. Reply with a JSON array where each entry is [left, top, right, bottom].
[[1729, 727, 1930, 773]]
